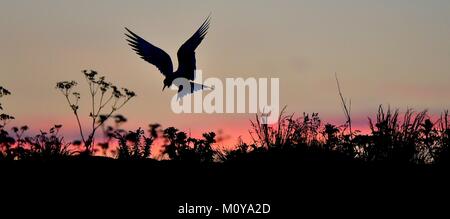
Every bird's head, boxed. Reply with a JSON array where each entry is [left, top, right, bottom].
[[162, 78, 171, 91]]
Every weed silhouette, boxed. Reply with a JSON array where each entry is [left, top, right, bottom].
[[161, 127, 217, 162], [0, 72, 449, 167], [56, 70, 136, 156], [115, 127, 154, 160]]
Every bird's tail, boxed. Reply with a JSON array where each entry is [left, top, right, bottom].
[[189, 82, 213, 92], [177, 82, 213, 100]]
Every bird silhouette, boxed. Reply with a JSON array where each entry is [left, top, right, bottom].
[[125, 16, 211, 96]]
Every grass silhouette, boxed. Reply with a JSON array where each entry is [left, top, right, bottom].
[[0, 70, 449, 167]]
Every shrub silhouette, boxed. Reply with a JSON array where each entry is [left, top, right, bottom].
[[0, 86, 14, 129], [96, 114, 128, 156], [0, 129, 16, 160], [219, 106, 450, 165], [1, 113, 71, 160], [0, 77, 449, 166], [322, 123, 340, 152], [0, 86, 16, 159], [20, 125, 73, 160], [161, 127, 217, 162], [114, 127, 154, 160], [249, 107, 322, 149], [435, 111, 450, 165]]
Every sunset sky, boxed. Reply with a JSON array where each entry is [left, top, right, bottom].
[[1, 0, 450, 145]]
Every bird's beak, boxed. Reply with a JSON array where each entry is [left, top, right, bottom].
[[162, 85, 167, 91]]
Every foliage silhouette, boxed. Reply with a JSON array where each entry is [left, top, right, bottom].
[[0, 77, 449, 167], [161, 127, 217, 162], [0, 86, 14, 129], [114, 127, 154, 160]]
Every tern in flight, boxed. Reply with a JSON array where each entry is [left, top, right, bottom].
[[125, 16, 211, 96]]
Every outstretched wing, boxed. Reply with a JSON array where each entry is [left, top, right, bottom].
[[125, 28, 173, 76], [176, 16, 211, 80]]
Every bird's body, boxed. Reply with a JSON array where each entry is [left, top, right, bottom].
[[125, 16, 211, 95]]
